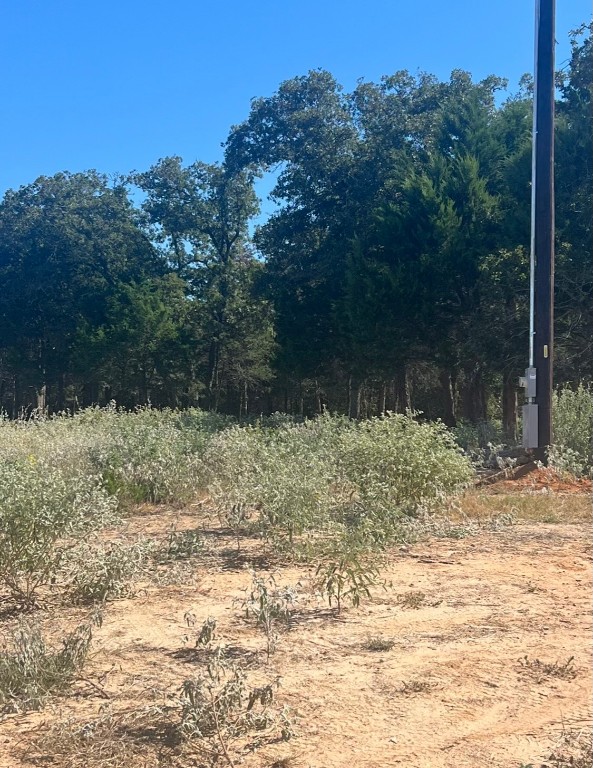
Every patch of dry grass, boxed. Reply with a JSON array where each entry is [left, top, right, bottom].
[[23, 707, 180, 768], [454, 491, 591, 525], [518, 655, 579, 684]]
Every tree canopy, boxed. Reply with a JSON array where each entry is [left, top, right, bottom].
[[0, 24, 590, 428]]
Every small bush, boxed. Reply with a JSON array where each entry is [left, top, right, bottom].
[[68, 541, 153, 603], [315, 547, 381, 614], [0, 614, 100, 712], [85, 407, 206, 505], [0, 457, 117, 606], [453, 419, 505, 458], [205, 420, 339, 546], [364, 635, 395, 652], [239, 573, 298, 659], [179, 648, 287, 761], [206, 413, 473, 551], [155, 527, 203, 564], [335, 414, 474, 536], [550, 384, 593, 476]]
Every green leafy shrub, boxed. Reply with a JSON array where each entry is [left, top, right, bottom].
[[84, 407, 206, 505], [335, 414, 474, 530], [314, 551, 380, 614], [155, 527, 203, 564], [205, 421, 339, 545], [0, 614, 100, 712], [0, 457, 117, 606], [550, 384, 593, 476], [68, 540, 153, 603], [239, 572, 298, 659], [453, 419, 505, 455], [205, 413, 473, 551]]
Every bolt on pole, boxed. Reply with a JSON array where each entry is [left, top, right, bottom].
[[521, 0, 555, 459]]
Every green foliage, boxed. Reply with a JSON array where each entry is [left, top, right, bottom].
[[68, 540, 153, 603], [550, 384, 593, 476], [0, 454, 117, 606], [196, 618, 217, 648], [315, 550, 380, 614], [84, 406, 206, 505], [205, 418, 341, 546], [239, 573, 298, 659], [206, 413, 473, 550], [179, 648, 284, 760], [156, 526, 203, 564], [452, 419, 504, 457], [0, 614, 100, 713]]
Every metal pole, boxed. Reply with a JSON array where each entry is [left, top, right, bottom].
[[533, 0, 555, 459]]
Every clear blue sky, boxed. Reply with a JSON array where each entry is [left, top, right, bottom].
[[0, 1, 589, 199]]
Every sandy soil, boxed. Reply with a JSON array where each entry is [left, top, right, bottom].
[[0, 493, 591, 768]]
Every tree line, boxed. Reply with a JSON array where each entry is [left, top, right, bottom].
[[0, 25, 590, 435]]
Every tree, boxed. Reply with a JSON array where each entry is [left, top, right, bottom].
[[554, 24, 593, 382], [132, 158, 273, 411], [0, 171, 161, 413]]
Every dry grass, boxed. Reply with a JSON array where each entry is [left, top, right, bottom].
[[23, 707, 181, 768], [363, 634, 395, 652], [455, 490, 591, 525], [518, 655, 579, 684], [540, 729, 593, 768], [398, 679, 437, 695]]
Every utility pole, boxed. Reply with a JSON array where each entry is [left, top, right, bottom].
[[521, 0, 555, 460]]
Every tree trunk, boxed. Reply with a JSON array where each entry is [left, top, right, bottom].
[[379, 381, 387, 415], [502, 371, 518, 441], [315, 380, 323, 414], [36, 384, 47, 413], [13, 376, 21, 418], [394, 365, 410, 414], [439, 370, 457, 427], [461, 367, 488, 423], [207, 340, 219, 411], [348, 376, 361, 419], [56, 373, 66, 413]]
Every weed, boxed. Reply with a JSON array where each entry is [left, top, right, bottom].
[[28, 704, 180, 768], [546, 737, 593, 768], [206, 413, 473, 552], [0, 458, 117, 607], [68, 540, 153, 603], [195, 617, 217, 648], [398, 679, 435, 695], [397, 590, 427, 609], [222, 502, 251, 552], [239, 573, 298, 660], [363, 635, 395, 652], [518, 655, 578, 683], [179, 647, 284, 766], [550, 384, 593, 476], [315, 552, 380, 614], [156, 526, 203, 563], [0, 612, 101, 712]]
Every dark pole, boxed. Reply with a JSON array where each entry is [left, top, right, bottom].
[[533, 0, 555, 459]]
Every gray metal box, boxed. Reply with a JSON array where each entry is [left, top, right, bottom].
[[522, 403, 539, 448], [524, 367, 537, 398]]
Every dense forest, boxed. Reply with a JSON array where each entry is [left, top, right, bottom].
[[0, 25, 590, 436]]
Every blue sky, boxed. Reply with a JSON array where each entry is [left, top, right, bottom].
[[0, 1, 589, 200]]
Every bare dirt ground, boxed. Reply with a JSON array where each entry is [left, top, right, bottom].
[[0, 484, 591, 768]]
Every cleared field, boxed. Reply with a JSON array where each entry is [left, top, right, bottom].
[[0, 489, 591, 768]]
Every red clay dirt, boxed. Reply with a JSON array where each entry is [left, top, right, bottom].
[[492, 467, 592, 495]]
